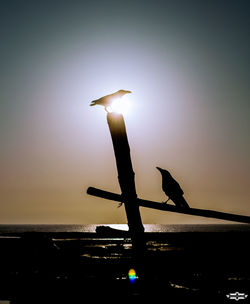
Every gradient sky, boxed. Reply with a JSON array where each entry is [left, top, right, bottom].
[[0, 0, 249, 224]]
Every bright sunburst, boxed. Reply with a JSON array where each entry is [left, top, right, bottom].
[[106, 95, 131, 115]]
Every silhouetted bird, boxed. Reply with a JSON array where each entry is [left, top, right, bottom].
[[156, 167, 190, 208], [90, 90, 132, 110]]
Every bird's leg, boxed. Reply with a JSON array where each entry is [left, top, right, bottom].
[[162, 198, 171, 204]]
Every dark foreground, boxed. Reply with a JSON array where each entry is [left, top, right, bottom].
[[0, 227, 250, 303]]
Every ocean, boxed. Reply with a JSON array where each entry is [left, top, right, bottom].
[[0, 223, 250, 234]]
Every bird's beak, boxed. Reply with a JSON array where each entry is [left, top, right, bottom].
[[156, 167, 162, 172], [127, 90, 132, 94]]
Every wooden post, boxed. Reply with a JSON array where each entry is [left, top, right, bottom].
[[107, 112, 145, 251]]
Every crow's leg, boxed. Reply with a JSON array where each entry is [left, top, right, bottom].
[[162, 198, 171, 204]]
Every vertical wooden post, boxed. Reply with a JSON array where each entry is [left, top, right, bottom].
[[107, 112, 145, 252]]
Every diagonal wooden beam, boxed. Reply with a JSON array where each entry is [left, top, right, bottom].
[[106, 112, 145, 252], [87, 187, 250, 224]]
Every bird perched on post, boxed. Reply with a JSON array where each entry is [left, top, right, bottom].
[[90, 90, 132, 111], [156, 167, 190, 208]]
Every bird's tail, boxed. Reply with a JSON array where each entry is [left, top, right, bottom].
[[178, 196, 190, 208]]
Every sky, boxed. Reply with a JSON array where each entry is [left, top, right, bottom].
[[0, 0, 249, 224]]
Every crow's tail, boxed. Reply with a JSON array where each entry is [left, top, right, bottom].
[[179, 196, 190, 208]]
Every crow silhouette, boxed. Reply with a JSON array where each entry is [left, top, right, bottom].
[[156, 167, 190, 208], [90, 90, 131, 111]]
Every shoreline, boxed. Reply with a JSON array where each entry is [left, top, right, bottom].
[[0, 226, 249, 301]]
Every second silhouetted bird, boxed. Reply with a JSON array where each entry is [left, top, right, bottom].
[[156, 167, 190, 208], [90, 90, 131, 111]]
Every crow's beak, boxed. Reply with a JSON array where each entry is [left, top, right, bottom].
[[156, 167, 162, 172]]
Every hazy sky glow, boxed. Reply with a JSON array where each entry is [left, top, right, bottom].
[[0, 0, 249, 224]]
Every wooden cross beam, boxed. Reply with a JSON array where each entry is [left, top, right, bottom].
[[87, 187, 250, 224]]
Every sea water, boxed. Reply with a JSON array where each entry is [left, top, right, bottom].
[[0, 223, 250, 233]]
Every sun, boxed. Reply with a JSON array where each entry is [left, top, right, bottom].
[[106, 95, 131, 115]]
